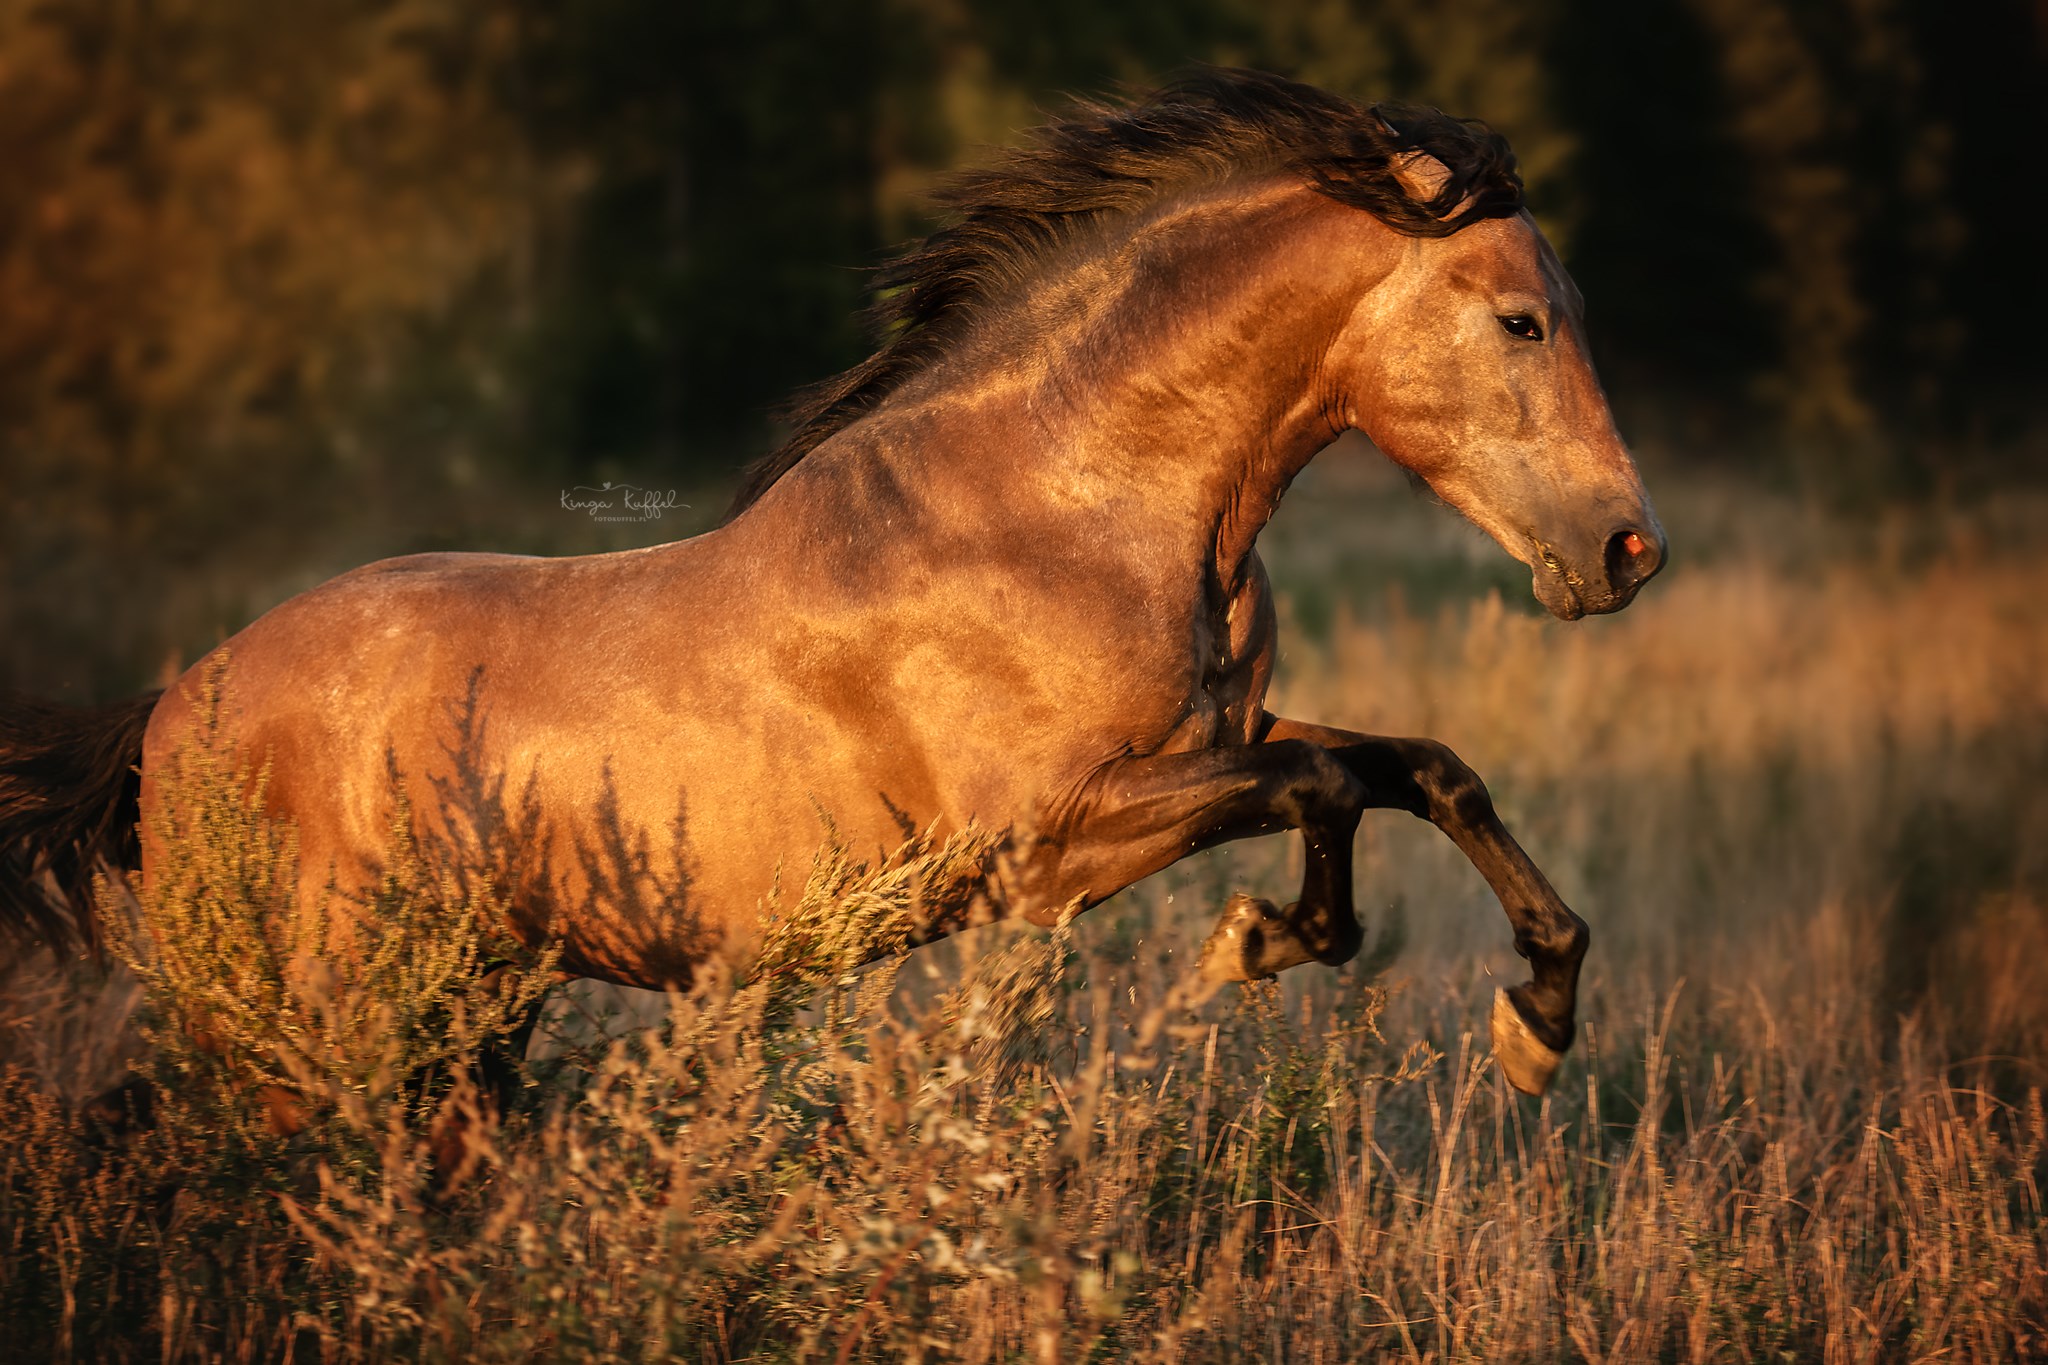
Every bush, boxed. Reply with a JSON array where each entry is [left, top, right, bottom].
[[5, 486, 2048, 1361]]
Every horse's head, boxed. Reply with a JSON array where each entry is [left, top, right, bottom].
[[1330, 165, 1664, 620]]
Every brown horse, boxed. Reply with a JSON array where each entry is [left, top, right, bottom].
[[1, 70, 1661, 1095]]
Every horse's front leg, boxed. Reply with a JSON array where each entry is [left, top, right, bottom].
[[1260, 714, 1588, 1096], [1007, 741, 1369, 979]]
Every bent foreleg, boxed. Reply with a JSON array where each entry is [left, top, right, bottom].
[[1005, 741, 1368, 980], [1260, 715, 1588, 1095]]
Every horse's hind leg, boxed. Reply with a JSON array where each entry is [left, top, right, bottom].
[[1007, 740, 1370, 980], [1260, 715, 1588, 1096], [426, 968, 549, 1196]]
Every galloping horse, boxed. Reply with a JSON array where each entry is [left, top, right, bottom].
[[1, 70, 1662, 1095]]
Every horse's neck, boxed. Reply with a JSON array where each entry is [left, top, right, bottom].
[[913, 182, 1385, 590]]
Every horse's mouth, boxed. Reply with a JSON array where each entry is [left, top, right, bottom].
[[1532, 545, 1587, 621]]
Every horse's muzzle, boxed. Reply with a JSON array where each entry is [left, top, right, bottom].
[[1532, 522, 1666, 619]]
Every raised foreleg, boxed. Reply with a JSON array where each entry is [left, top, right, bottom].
[[1259, 715, 1588, 1095], [1006, 741, 1369, 978]]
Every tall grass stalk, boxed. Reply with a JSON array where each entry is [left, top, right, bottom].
[[2, 479, 2045, 1360]]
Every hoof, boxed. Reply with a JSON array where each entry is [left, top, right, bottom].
[[1198, 893, 1283, 982], [1490, 987, 1564, 1096]]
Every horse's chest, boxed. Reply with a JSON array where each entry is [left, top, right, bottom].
[[1154, 685, 1225, 753], [1146, 571, 1275, 755]]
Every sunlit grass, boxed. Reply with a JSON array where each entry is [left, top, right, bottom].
[[3, 466, 2045, 1361]]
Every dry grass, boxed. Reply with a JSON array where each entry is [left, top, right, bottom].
[[2, 461, 2045, 1361]]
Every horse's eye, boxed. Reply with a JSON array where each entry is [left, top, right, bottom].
[[1499, 314, 1544, 342]]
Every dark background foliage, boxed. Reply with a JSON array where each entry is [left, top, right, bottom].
[[2, 0, 2042, 697]]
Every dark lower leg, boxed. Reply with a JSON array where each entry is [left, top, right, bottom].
[[1006, 741, 1367, 974], [1262, 716, 1589, 1052]]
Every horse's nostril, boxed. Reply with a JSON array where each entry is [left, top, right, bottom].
[[1605, 527, 1663, 590]]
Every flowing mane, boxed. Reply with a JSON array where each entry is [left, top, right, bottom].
[[723, 67, 1524, 519]]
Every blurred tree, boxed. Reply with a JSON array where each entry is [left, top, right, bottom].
[[2, 0, 2042, 696], [1546, 0, 1776, 447], [514, 0, 897, 466], [1895, 0, 2042, 447], [0, 0, 551, 694], [1688, 0, 1876, 449], [1241, 0, 1579, 241]]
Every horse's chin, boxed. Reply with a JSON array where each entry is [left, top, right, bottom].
[[1533, 566, 1656, 620], [1531, 567, 1585, 621]]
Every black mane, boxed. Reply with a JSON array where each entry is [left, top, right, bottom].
[[724, 68, 1523, 520]]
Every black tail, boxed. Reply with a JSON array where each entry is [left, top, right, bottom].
[[0, 690, 161, 955]]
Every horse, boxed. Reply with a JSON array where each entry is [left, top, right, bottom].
[[0, 69, 1663, 1097]]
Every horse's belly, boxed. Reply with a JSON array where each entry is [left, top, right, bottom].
[[495, 729, 972, 987]]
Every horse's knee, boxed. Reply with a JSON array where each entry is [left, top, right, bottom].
[[1518, 906, 1590, 971], [1410, 739, 1494, 827], [1274, 741, 1368, 828]]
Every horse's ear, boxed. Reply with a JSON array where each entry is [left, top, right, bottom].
[[1391, 149, 1455, 207], [1373, 109, 1455, 206]]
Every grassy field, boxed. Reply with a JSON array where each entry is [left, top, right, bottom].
[[3, 450, 2046, 1361]]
